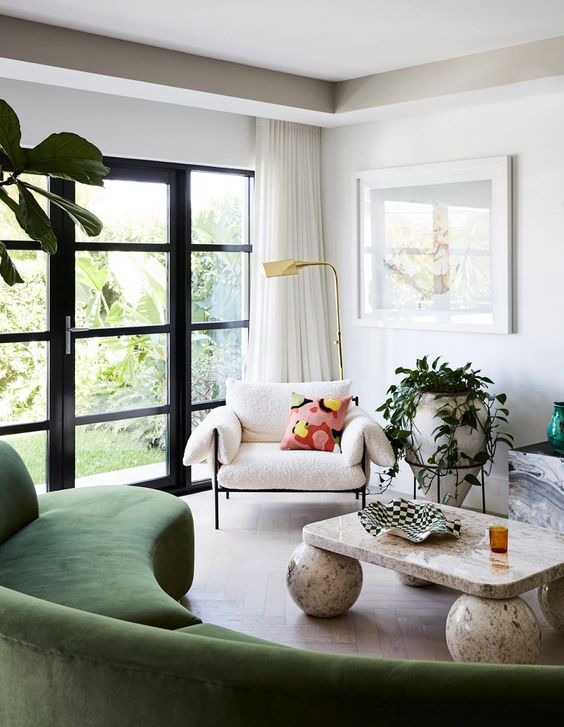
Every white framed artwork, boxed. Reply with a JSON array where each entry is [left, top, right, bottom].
[[355, 156, 512, 333]]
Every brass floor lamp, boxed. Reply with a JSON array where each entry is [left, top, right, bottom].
[[262, 258, 344, 380]]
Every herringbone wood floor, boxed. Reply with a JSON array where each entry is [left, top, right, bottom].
[[180, 490, 564, 664]]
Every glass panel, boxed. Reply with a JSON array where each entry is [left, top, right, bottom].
[[76, 250, 167, 327], [191, 328, 244, 402], [191, 251, 245, 323], [75, 180, 169, 243], [0, 250, 47, 332], [75, 415, 167, 486], [0, 175, 47, 240], [75, 334, 167, 415], [362, 181, 493, 316], [2, 431, 47, 490], [0, 341, 47, 424], [191, 171, 247, 245], [449, 204, 492, 311]]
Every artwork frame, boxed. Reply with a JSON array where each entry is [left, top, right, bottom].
[[355, 156, 512, 334]]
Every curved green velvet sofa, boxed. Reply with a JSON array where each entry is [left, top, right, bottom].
[[1, 441, 564, 726]]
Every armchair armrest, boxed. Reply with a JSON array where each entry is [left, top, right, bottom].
[[341, 407, 395, 468], [182, 406, 242, 466]]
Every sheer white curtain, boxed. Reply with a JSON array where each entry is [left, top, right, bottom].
[[246, 119, 334, 382]]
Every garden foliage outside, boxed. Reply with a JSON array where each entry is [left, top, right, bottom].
[[0, 181, 246, 484]]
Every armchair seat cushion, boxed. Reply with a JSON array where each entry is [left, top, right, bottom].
[[217, 443, 366, 491]]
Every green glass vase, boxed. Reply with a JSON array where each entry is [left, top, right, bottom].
[[547, 401, 564, 455]]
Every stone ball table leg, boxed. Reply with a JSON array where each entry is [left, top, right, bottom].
[[287, 542, 363, 617], [396, 572, 432, 587], [446, 594, 541, 664], [538, 576, 564, 630]]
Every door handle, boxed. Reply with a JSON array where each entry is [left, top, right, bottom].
[[65, 315, 91, 354]]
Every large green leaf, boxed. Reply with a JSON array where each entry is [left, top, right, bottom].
[[136, 292, 161, 325], [24, 132, 110, 186], [23, 181, 103, 237], [0, 240, 23, 286], [16, 181, 58, 254], [0, 100, 26, 169], [76, 254, 108, 293]]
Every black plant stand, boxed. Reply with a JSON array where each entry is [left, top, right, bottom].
[[409, 461, 487, 513]]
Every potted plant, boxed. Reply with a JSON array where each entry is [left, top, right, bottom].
[[0, 99, 109, 285], [377, 356, 512, 506]]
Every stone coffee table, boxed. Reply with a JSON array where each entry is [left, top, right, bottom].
[[286, 503, 564, 664]]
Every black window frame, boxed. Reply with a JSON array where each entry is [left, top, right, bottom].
[[0, 155, 254, 496], [188, 165, 254, 489]]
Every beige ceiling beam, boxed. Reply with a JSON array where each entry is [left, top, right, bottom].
[[2, 15, 564, 125], [0, 14, 333, 114], [335, 34, 564, 113]]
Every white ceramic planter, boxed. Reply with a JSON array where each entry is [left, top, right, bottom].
[[407, 392, 487, 507]]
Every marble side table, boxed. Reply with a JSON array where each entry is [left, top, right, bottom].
[[287, 505, 564, 664], [509, 441, 564, 534]]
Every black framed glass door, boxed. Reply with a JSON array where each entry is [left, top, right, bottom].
[[0, 157, 253, 495], [61, 166, 182, 490]]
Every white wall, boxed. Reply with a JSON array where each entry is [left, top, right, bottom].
[[0, 78, 255, 168], [322, 92, 564, 514]]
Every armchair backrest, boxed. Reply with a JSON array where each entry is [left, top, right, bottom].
[[225, 378, 352, 443]]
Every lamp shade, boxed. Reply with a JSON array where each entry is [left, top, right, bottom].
[[261, 257, 344, 378], [262, 259, 300, 277]]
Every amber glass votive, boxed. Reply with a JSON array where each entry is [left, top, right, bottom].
[[489, 525, 508, 553]]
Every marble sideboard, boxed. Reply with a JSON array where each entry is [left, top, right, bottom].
[[508, 442, 564, 534]]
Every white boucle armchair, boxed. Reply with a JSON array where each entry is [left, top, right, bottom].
[[183, 378, 395, 528]]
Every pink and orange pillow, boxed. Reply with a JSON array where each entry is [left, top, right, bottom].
[[280, 393, 352, 453]]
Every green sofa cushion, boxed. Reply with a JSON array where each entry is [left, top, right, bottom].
[[0, 440, 38, 544], [0, 485, 200, 629]]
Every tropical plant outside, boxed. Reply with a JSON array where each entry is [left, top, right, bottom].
[[0, 181, 246, 484]]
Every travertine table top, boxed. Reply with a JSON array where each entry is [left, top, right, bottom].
[[303, 503, 564, 598]]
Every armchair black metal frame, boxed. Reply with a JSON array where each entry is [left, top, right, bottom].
[[211, 429, 370, 530]]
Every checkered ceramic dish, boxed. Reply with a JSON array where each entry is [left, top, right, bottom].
[[358, 498, 462, 543]]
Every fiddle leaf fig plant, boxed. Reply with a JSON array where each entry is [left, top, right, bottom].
[[0, 99, 110, 285], [376, 356, 513, 499]]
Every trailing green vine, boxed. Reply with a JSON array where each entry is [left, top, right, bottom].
[[376, 356, 513, 500]]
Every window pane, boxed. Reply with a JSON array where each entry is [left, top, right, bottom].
[[0, 341, 47, 424], [0, 175, 47, 240], [2, 431, 46, 490], [75, 415, 166, 486], [75, 180, 168, 243], [0, 250, 47, 332], [191, 328, 244, 402], [76, 250, 167, 327], [191, 172, 247, 245], [75, 334, 167, 415], [191, 251, 246, 322]]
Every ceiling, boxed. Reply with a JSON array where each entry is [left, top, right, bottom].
[[2, 0, 564, 81]]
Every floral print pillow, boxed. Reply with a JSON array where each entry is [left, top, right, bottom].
[[280, 393, 352, 452]]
